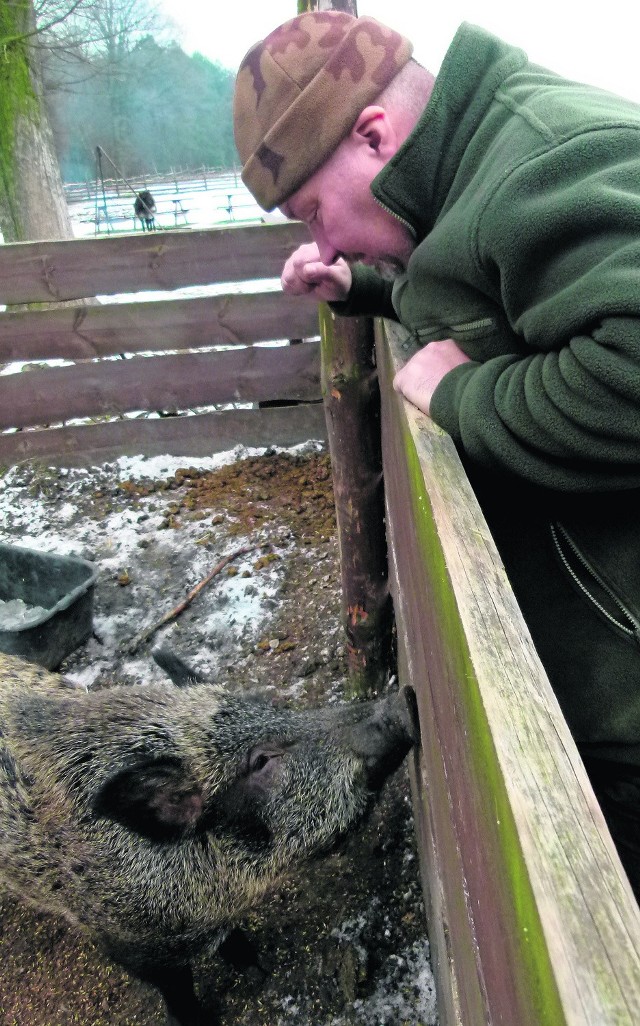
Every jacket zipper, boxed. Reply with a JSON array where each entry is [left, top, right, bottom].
[[550, 522, 640, 645], [372, 195, 417, 237], [371, 199, 496, 339], [450, 317, 494, 333]]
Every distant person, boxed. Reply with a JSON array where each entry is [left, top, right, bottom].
[[233, 11, 640, 899], [134, 190, 156, 231]]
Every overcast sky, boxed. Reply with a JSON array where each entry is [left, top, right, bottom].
[[157, 1, 640, 103]]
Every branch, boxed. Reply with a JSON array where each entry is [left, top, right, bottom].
[[1, 0, 88, 46], [124, 543, 263, 655]]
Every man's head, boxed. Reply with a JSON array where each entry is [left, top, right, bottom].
[[233, 11, 413, 213]]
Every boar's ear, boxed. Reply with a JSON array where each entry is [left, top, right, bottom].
[[94, 757, 204, 841]]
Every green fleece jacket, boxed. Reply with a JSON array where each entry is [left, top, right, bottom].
[[335, 23, 640, 759]]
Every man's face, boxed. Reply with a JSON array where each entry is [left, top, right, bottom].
[[280, 133, 415, 278]]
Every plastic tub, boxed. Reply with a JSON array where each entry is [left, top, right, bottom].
[[0, 542, 96, 669]]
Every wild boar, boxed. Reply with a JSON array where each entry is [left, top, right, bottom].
[[0, 650, 418, 1025], [134, 189, 156, 230]]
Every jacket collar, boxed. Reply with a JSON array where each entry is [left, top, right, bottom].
[[371, 22, 528, 240]]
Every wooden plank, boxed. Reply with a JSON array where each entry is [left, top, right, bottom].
[[0, 403, 327, 467], [0, 291, 320, 361], [377, 318, 640, 1026], [0, 342, 321, 430], [0, 222, 309, 304]]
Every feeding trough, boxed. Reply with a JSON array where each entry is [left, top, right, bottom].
[[0, 542, 96, 669]]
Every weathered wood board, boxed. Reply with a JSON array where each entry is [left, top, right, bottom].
[[0, 341, 321, 430], [378, 318, 640, 1026], [0, 222, 309, 304], [0, 291, 319, 361], [0, 403, 327, 467]]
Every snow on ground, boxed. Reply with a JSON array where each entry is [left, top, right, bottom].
[[0, 443, 312, 689]]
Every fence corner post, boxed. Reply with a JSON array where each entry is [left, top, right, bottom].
[[319, 304, 393, 698]]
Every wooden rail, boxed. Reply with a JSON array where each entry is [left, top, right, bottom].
[[0, 292, 320, 361], [0, 223, 307, 304], [0, 344, 321, 430], [0, 222, 326, 465], [378, 318, 640, 1026]]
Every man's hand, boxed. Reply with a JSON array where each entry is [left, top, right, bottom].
[[281, 243, 352, 302], [393, 339, 472, 416]]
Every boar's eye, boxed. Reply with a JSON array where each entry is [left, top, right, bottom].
[[205, 749, 284, 850], [250, 751, 271, 772], [246, 745, 285, 787]]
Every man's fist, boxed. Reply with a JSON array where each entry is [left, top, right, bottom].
[[281, 243, 352, 302]]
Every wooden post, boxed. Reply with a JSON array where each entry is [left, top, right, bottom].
[[319, 306, 392, 697], [295, 0, 391, 697]]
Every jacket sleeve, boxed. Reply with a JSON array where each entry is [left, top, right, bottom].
[[329, 264, 398, 320], [429, 127, 640, 492]]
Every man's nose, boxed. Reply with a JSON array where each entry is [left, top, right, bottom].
[[311, 226, 340, 267]]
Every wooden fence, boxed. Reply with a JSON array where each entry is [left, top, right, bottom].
[[63, 166, 240, 205], [378, 319, 640, 1026], [2, 222, 640, 1023], [0, 222, 326, 466]]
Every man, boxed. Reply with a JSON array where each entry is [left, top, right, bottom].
[[233, 11, 640, 895]]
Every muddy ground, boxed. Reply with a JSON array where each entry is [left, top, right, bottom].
[[0, 444, 436, 1026]]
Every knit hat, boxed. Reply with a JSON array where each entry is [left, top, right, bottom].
[[233, 11, 413, 211]]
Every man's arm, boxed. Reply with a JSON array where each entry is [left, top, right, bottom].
[[393, 339, 473, 416], [420, 128, 640, 493]]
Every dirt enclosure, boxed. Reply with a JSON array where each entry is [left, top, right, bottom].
[[0, 443, 436, 1026]]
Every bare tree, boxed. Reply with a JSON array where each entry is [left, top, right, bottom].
[[38, 0, 171, 176], [0, 0, 74, 241], [0, 0, 172, 242], [35, 0, 165, 57]]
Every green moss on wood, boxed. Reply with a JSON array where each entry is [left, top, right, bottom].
[[0, 1, 38, 236], [401, 419, 568, 1026], [319, 304, 371, 389]]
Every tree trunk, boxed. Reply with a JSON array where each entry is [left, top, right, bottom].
[[0, 0, 73, 243]]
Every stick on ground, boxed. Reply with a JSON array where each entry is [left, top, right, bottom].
[[125, 543, 260, 654]]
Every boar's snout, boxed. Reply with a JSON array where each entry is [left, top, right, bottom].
[[348, 688, 420, 789]]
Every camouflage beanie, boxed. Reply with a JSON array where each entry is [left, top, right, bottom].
[[233, 11, 413, 211]]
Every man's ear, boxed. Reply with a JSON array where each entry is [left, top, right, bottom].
[[350, 105, 396, 157], [94, 757, 204, 841]]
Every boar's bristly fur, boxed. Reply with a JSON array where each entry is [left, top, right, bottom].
[[0, 651, 417, 1025]]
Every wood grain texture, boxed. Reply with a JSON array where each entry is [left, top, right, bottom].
[[0, 342, 322, 430], [0, 222, 309, 304], [0, 291, 319, 361], [0, 403, 327, 467], [378, 318, 640, 1026]]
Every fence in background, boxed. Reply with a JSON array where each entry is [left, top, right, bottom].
[[63, 166, 240, 205], [0, 222, 324, 466], [65, 168, 263, 236]]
